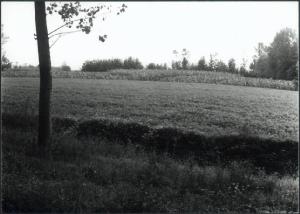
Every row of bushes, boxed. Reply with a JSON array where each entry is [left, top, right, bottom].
[[146, 63, 168, 70], [3, 64, 71, 72], [81, 57, 144, 72], [80, 57, 245, 73]]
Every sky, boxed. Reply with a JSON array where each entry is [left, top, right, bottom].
[[1, 1, 299, 70]]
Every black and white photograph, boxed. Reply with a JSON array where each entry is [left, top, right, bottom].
[[1, 1, 299, 213]]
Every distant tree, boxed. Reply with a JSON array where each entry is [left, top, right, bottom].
[[82, 58, 125, 72], [1, 24, 8, 47], [172, 48, 190, 70], [163, 63, 168, 69], [250, 42, 269, 77], [61, 62, 71, 71], [181, 48, 190, 70], [256, 43, 268, 57], [197, 57, 207, 71], [146, 63, 167, 70], [146, 63, 156, 69], [239, 58, 248, 75], [208, 53, 217, 71], [171, 61, 181, 70], [182, 57, 188, 70], [1, 56, 12, 70], [228, 58, 237, 73], [123, 57, 143, 69], [1, 24, 11, 71], [171, 49, 180, 69], [249, 29, 298, 80], [34, 1, 126, 156], [215, 60, 228, 72], [268, 28, 298, 80]]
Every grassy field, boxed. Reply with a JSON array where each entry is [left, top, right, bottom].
[[2, 68, 297, 90], [2, 124, 298, 213], [1, 77, 298, 141], [2, 77, 298, 212]]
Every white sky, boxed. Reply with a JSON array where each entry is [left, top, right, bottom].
[[1, 1, 299, 70]]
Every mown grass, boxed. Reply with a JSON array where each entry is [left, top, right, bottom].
[[2, 68, 297, 90], [2, 77, 298, 141], [2, 114, 299, 213]]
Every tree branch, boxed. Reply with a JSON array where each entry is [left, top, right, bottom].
[[48, 18, 84, 36], [48, 30, 82, 39], [48, 11, 111, 36], [49, 35, 62, 49]]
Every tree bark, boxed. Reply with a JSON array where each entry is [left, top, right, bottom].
[[35, 1, 52, 156]]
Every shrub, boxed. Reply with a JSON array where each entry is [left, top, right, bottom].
[[215, 60, 228, 72], [1, 55, 11, 71], [228, 58, 237, 73], [123, 57, 143, 69], [197, 57, 208, 71], [146, 63, 167, 70], [171, 61, 181, 70], [239, 66, 247, 76], [82, 57, 143, 72], [182, 57, 189, 70], [82, 59, 123, 72], [61, 64, 71, 71]]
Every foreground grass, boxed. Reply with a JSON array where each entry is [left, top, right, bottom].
[[2, 77, 298, 140], [2, 69, 297, 90], [3, 123, 298, 213], [3, 113, 297, 174]]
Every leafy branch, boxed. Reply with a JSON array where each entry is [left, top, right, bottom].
[[41, 1, 127, 47]]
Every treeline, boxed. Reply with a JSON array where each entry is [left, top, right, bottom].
[[170, 28, 298, 81], [3, 28, 297, 82], [248, 28, 298, 80], [3, 64, 71, 72], [169, 28, 298, 81], [146, 63, 168, 70], [82, 57, 143, 72], [172, 56, 241, 74], [81, 28, 298, 81]]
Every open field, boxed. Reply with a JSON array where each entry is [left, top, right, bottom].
[[2, 77, 298, 212], [2, 124, 298, 213], [1, 77, 298, 141], [2, 69, 297, 90]]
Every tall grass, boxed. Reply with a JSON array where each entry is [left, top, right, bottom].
[[3, 121, 298, 213], [2, 69, 297, 90], [2, 112, 298, 175]]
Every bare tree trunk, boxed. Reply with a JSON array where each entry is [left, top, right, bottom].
[[35, 1, 52, 157]]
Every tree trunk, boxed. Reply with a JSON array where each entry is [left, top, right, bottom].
[[35, 1, 52, 157]]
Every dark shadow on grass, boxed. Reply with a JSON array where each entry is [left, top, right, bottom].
[[2, 112, 298, 174]]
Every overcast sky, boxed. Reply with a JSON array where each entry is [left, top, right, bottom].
[[1, 1, 298, 70]]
